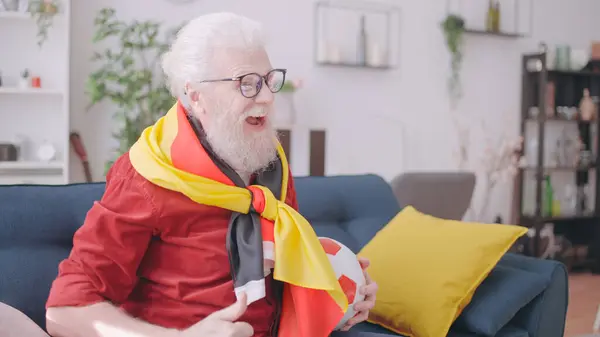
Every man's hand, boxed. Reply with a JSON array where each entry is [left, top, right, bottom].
[[181, 292, 253, 337], [339, 257, 378, 331]]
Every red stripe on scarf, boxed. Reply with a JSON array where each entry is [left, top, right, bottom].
[[279, 286, 344, 337], [170, 101, 233, 184]]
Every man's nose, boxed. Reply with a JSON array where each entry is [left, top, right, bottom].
[[255, 82, 274, 104]]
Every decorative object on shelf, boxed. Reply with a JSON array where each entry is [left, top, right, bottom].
[[485, 0, 500, 33], [12, 134, 29, 161], [545, 82, 555, 117], [554, 127, 581, 167], [31, 76, 41, 88], [542, 175, 556, 216], [0, 0, 19, 11], [367, 42, 386, 67], [0, 143, 18, 161], [356, 15, 367, 66], [28, 0, 60, 47], [592, 42, 600, 60], [19, 69, 29, 88], [579, 88, 597, 121], [36, 140, 56, 162], [446, 0, 532, 38], [570, 48, 590, 71], [555, 45, 571, 70], [86, 8, 181, 174], [556, 106, 578, 120], [313, 0, 398, 70], [441, 14, 464, 109]]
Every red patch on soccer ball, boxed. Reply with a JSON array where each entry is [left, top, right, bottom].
[[320, 238, 342, 255], [338, 274, 357, 304]]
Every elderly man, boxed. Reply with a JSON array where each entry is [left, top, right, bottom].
[[44, 12, 377, 337]]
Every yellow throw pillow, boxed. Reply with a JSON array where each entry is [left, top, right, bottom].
[[358, 206, 527, 337]]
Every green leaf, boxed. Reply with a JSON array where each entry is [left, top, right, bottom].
[[87, 7, 184, 170]]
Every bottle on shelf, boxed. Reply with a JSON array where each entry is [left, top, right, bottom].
[[356, 15, 368, 66], [486, 0, 501, 32], [543, 175, 554, 217], [486, 0, 494, 32], [493, 0, 501, 32]]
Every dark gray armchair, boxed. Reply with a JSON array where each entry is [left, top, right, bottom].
[[390, 172, 476, 221]]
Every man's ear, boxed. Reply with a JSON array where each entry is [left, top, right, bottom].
[[184, 83, 207, 114]]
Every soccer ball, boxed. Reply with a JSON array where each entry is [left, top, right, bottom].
[[319, 237, 367, 330]]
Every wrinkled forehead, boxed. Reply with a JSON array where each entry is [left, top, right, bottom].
[[210, 46, 273, 78]]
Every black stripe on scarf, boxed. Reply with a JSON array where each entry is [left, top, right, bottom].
[[186, 113, 283, 336]]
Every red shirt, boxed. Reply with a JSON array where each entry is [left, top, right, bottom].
[[46, 153, 299, 336]]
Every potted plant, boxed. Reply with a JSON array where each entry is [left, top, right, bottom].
[[85, 8, 183, 174], [19, 69, 30, 89], [441, 14, 465, 108], [28, 0, 59, 47]]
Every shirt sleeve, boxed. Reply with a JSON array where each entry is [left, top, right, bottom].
[[46, 165, 160, 308]]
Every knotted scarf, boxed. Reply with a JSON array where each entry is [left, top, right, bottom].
[[129, 101, 347, 337]]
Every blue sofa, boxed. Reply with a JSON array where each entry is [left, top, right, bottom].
[[0, 174, 568, 337]]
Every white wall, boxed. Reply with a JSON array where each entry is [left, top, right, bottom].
[[67, 0, 600, 222]]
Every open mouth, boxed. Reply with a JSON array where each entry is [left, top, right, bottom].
[[246, 116, 266, 126]]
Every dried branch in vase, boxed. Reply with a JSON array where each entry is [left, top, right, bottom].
[[475, 128, 524, 222]]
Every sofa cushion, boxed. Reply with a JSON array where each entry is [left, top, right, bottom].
[[294, 174, 400, 252], [358, 206, 528, 337], [453, 264, 551, 336]]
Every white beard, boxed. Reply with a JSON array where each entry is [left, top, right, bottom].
[[205, 106, 279, 179]]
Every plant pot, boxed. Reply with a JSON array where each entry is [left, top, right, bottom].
[[42, 2, 57, 14], [19, 78, 29, 89]]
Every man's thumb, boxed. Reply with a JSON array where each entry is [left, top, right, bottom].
[[211, 292, 248, 321]]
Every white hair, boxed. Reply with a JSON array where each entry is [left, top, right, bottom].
[[161, 12, 266, 98]]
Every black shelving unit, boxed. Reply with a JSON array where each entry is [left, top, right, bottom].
[[517, 50, 600, 272]]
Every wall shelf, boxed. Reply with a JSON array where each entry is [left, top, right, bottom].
[[446, 0, 533, 38], [464, 29, 524, 39], [315, 61, 391, 70], [0, 161, 63, 172], [0, 11, 64, 21], [0, 87, 64, 95], [0, 11, 30, 19], [313, 0, 400, 70]]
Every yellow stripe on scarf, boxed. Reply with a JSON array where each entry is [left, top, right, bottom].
[[129, 103, 347, 312]]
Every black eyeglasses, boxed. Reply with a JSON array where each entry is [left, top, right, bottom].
[[197, 68, 287, 99]]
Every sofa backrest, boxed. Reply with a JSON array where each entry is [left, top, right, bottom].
[[295, 174, 401, 252], [0, 174, 400, 329], [0, 183, 106, 329]]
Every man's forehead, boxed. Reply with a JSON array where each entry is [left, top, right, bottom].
[[212, 47, 273, 77]]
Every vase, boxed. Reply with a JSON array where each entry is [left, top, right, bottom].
[[18, 77, 29, 89]]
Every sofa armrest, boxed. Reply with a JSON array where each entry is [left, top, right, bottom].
[[498, 253, 569, 337]]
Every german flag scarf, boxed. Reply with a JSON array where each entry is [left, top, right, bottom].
[[129, 101, 347, 337]]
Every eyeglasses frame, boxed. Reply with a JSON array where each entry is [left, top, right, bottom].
[[196, 68, 287, 98]]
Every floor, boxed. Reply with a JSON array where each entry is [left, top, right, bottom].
[[565, 273, 600, 336]]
